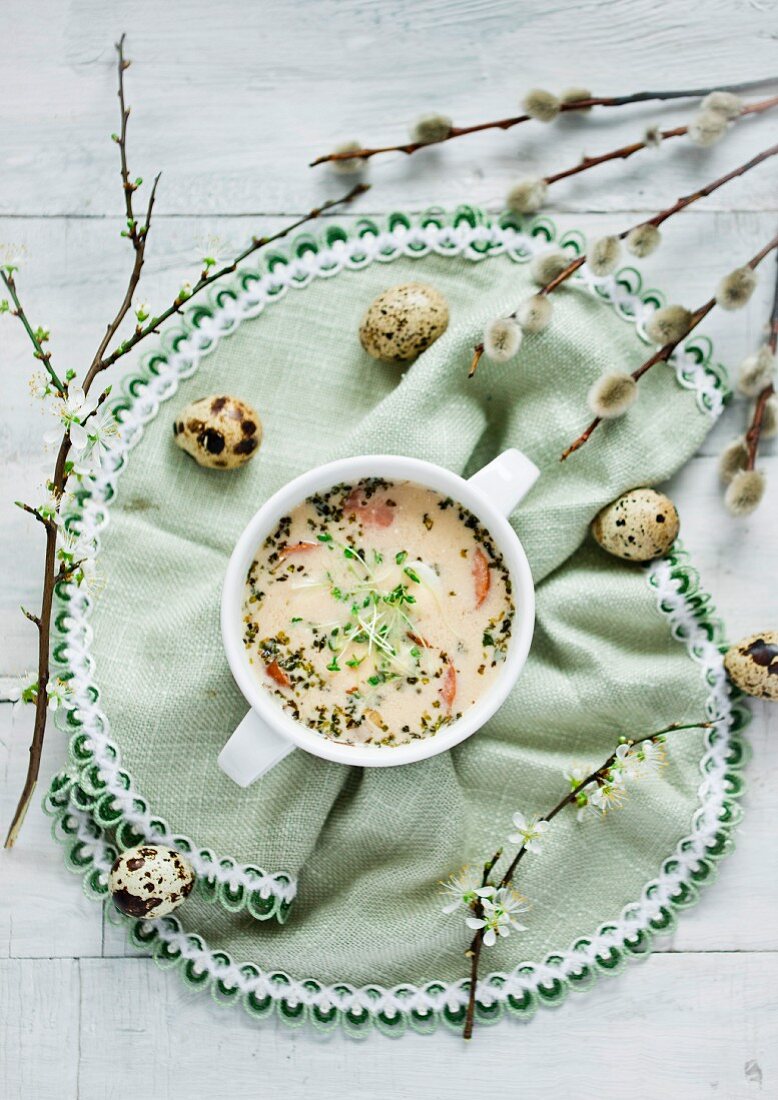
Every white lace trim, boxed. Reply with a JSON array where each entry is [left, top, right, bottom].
[[57, 552, 737, 1018], [53, 213, 728, 946]]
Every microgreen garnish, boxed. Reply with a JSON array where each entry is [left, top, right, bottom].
[[395, 550, 407, 565], [404, 567, 421, 584]]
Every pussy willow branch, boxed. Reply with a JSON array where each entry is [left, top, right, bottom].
[[544, 94, 778, 189], [462, 719, 712, 1040], [560, 233, 778, 461], [745, 250, 778, 470], [310, 77, 777, 166], [469, 142, 778, 376], [3, 39, 368, 849]]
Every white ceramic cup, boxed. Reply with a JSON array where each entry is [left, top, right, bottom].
[[218, 450, 539, 786]]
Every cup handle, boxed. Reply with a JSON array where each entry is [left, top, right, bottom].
[[467, 448, 540, 518], [218, 709, 295, 788]]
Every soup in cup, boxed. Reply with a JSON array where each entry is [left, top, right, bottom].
[[219, 450, 538, 785]]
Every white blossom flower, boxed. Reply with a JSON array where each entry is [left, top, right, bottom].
[[133, 299, 150, 323], [57, 527, 97, 586], [178, 280, 193, 301], [613, 739, 666, 782], [48, 387, 98, 453], [79, 403, 119, 467], [588, 777, 627, 815], [36, 487, 63, 527], [0, 243, 26, 272], [466, 886, 528, 946], [46, 677, 73, 713], [508, 811, 549, 854], [7, 674, 38, 718], [440, 867, 494, 915]]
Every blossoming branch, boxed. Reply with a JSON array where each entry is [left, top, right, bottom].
[[0, 36, 368, 849], [438, 719, 712, 1040]]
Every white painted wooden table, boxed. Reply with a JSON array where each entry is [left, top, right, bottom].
[[1, 3, 777, 1097]]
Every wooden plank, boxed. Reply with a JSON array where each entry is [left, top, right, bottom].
[[0, 1, 776, 216], [75, 953, 778, 1099], [0, 706, 104, 960], [0, 959, 80, 1100]]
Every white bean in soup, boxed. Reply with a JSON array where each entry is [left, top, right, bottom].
[[242, 479, 515, 746]]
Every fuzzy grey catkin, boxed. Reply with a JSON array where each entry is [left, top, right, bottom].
[[643, 125, 663, 148], [560, 86, 592, 109], [717, 266, 758, 311], [506, 177, 548, 214], [530, 248, 570, 287], [522, 88, 561, 122], [330, 141, 367, 175], [587, 372, 638, 419], [724, 469, 765, 516], [762, 394, 778, 438], [483, 317, 522, 362], [587, 236, 621, 277], [645, 305, 693, 346], [626, 223, 662, 258], [701, 91, 743, 119], [410, 113, 453, 144], [718, 438, 749, 484], [516, 295, 553, 333], [688, 111, 728, 147], [737, 345, 775, 396]]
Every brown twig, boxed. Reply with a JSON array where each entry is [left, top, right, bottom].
[[310, 78, 777, 166], [744, 250, 778, 470], [560, 233, 778, 461], [0, 270, 65, 394], [469, 143, 778, 378], [461, 720, 712, 1039], [544, 95, 778, 189], [541, 140, 778, 300], [3, 38, 368, 849]]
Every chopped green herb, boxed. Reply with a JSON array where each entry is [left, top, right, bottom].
[[291, 616, 302, 623], [395, 550, 408, 565], [404, 567, 421, 584], [483, 631, 495, 647], [317, 533, 333, 542]]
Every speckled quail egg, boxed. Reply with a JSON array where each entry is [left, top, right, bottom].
[[724, 631, 778, 701], [109, 844, 195, 919], [591, 487, 680, 562], [359, 282, 449, 362], [173, 394, 262, 469]]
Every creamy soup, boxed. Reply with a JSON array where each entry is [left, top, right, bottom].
[[242, 479, 515, 746]]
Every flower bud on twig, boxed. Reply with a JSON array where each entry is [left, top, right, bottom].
[[530, 248, 570, 287], [516, 295, 553, 333], [718, 438, 749, 484], [626, 224, 662, 258], [410, 113, 453, 144], [506, 177, 548, 214], [645, 304, 693, 346], [716, 266, 759, 311], [522, 88, 561, 122], [587, 372, 638, 418], [737, 345, 775, 396], [587, 236, 622, 277], [724, 468, 766, 516], [483, 318, 523, 363]]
